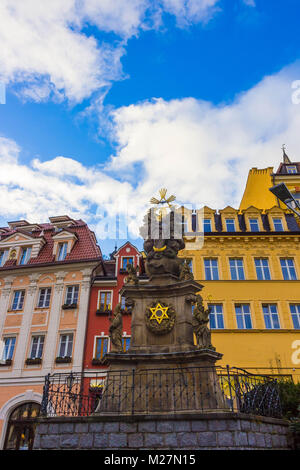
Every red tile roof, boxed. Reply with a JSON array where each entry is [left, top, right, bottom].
[[0, 219, 102, 270]]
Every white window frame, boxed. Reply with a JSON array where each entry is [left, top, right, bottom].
[[280, 258, 297, 280], [122, 335, 131, 352], [2, 337, 16, 361], [203, 219, 212, 233], [225, 218, 236, 232], [58, 333, 74, 358], [255, 258, 271, 280], [204, 258, 219, 280], [229, 258, 245, 280], [65, 285, 79, 305], [19, 246, 32, 265], [249, 218, 260, 232], [11, 290, 25, 311], [37, 287, 52, 308], [262, 304, 280, 329], [97, 290, 113, 310], [209, 304, 224, 329], [235, 304, 253, 329], [273, 218, 284, 232], [57, 242, 68, 261], [0, 249, 8, 267], [94, 335, 110, 359], [286, 165, 297, 174], [290, 304, 300, 329], [29, 335, 45, 359]]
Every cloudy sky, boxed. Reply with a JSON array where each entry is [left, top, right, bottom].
[[1, 0, 300, 254]]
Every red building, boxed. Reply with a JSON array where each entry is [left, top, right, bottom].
[[82, 242, 145, 405]]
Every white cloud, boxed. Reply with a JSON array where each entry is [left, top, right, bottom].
[[1, 63, 299, 241], [0, 0, 220, 103]]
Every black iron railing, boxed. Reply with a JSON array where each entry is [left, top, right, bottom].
[[41, 366, 285, 419]]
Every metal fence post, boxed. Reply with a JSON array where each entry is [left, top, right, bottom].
[[226, 365, 234, 412], [131, 368, 135, 415], [41, 373, 50, 416]]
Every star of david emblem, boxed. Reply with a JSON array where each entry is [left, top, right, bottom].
[[149, 303, 169, 324]]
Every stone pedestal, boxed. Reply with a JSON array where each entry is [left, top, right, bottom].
[[97, 274, 227, 415]]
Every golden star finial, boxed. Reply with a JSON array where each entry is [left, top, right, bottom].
[[149, 303, 169, 324]]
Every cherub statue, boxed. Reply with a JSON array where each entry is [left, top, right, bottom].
[[124, 263, 139, 285], [192, 295, 215, 350], [109, 303, 123, 352], [179, 259, 194, 281]]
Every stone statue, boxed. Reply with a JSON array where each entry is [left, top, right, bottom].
[[143, 238, 185, 278], [179, 259, 194, 281], [124, 264, 139, 285], [192, 295, 215, 350], [109, 303, 123, 352]]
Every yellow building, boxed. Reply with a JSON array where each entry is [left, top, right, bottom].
[[180, 151, 300, 382]]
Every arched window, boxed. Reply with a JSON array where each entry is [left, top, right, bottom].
[[4, 402, 40, 450]]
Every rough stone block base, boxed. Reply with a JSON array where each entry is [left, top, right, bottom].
[[33, 412, 292, 450]]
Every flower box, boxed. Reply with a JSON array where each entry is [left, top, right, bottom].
[[55, 356, 72, 364], [0, 359, 12, 367], [62, 303, 78, 310], [25, 357, 42, 365]]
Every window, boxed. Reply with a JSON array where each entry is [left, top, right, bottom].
[[98, 291, 112, 310], [255, 259, 271, 280], [249, 218, 260, 232], [58, 334, 73, 358], [122, 257, 133, 269], [182, 216, 189, 234], [0, 250, 8, 267], [65, 285, 79, 305], [122, 336, 131, 352], [209, 305, 224, 329], [287, 165, 297, 174], [229, 259, 245, 280], [2, 337, 16, 360], [262, 304, 280, 329], [225, 219, 236, 232], [37, 288, 51, 308], [19, 247, 31, 265], [290, 305, 300, 329], [203, 219, 212, 233], [281, 259, 297, 280], [57, 242, 68, 261], [235, 304, 252, 329], [29, 336, 44, 359], [95, 337, 109, 359], [204, 259, 219, 280], [11, 290, 25, 311], [273, 218, 284, 232]]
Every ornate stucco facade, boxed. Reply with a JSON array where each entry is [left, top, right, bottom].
[[179, 153, 300, 380], [0, 216, 101, 449]]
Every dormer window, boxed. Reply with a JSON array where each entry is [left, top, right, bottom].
[[57, 242, 68, 261], [203, 219, 212, 233], [286, 165, 297, 174], [225, 219, 236, 232], [249, 218, 260, 232], [273, 218, 284, 232], [122, 257, 133, 269], [19, 247, 32, 265], [0, 249, 8, 267]]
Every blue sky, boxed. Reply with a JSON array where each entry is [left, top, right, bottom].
[[1, 0, 300, 255]]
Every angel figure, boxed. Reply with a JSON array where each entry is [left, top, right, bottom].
[[179, 259, 194, 281]]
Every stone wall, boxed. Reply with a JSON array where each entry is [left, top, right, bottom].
[[33, 412, 292, 450]]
